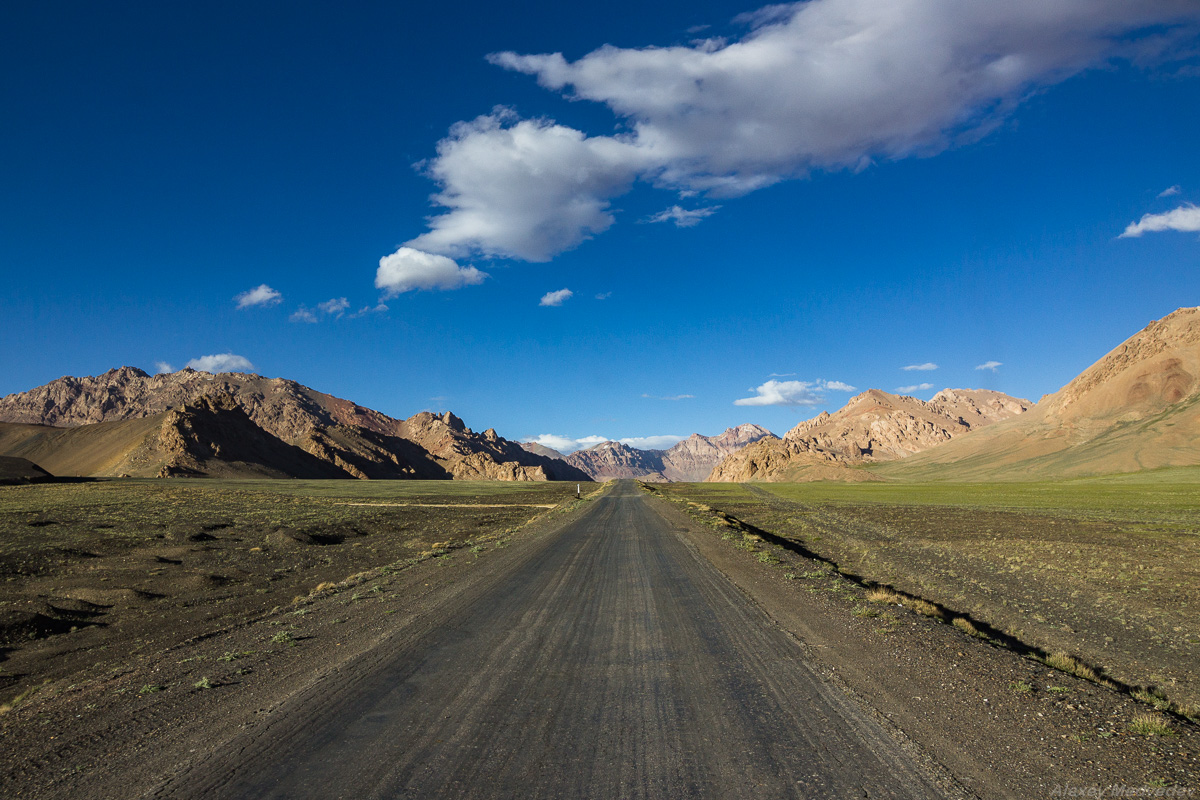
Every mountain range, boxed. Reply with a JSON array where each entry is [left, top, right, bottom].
[[708, 388, 1031, 482], [538, 424, 774, 482], [872, 306, 1200, 481], [0, 368, 589, 481], [3, 307, 1198, 483]]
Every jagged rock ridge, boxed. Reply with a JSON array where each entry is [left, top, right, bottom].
[[708, 389, 1031, 482], [0, 368, 588, 482]]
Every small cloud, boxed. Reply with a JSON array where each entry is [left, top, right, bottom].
[[290, 307, 319, 324], [823, 380, 856, 392], [897, 383, 935, 393], [234, 284, 282, 309], [619, 435, 686, 450], [595, 291, 612, 300], [539, 288, 573, 307], [185, 353, 254, 373], [644, 205, 721, 228], [641, 393, 695, 400], [1120, 204, 1200, 238], [1159, 185, 1182, 197], [154, 361, 174, 374], [685, 23, 711, 34], [975, 361, 1002, 372], [318, 297, 350, 316], [902, 362, 938, 371], [375, 247, 487, 297], [349, 303, 389, 318], [767, 372, 797, 378], [735, 379, 833, 407]]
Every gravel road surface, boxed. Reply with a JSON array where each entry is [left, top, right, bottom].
[[156, 482, 946, 799]]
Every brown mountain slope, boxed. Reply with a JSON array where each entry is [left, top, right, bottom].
[[0, 368, 588, 482], [708, 388, 1031, 482], [0, 394, 348, 479], [520, 442, 567, 460], [0, 456, 53, 484], [874, 307, 1200, 481]]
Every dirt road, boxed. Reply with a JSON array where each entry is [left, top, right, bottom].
[[153, 481, 945, 799]]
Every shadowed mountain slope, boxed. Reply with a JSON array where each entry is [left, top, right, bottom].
[[0, 394, 348, 479]]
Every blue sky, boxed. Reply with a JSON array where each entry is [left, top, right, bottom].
[[2, 1, 1199, 452]]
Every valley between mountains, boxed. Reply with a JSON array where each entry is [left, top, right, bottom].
[[2, 308, 1200, 797]]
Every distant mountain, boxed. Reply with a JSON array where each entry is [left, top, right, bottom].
[[564, 424, 775, 482], [874, 307, 1200, 481], [566, 441, 671, 481], [520, 441, 567, 460], [708, 389, 1030, 482], [661, 424, 774, 481], [0, 368, 588, 482]]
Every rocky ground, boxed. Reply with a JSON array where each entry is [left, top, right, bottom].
[[0, 478, 1196, 798]]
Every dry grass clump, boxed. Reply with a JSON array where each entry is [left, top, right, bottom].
[[907, 598, 944, 619], [1044, 652, 1099, 682], [1129, 712, 1175, 736], [951, 617, 987, 639], [866, 587, 903, 604]]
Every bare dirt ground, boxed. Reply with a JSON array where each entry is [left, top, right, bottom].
[[0, 478, 1196, 798]]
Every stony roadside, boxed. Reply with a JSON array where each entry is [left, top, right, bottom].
[[642, 488, 1199, 799]]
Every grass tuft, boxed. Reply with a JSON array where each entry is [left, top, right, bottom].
[[1129, 712, 1175, 736], [1044, 652, 1098, 682]]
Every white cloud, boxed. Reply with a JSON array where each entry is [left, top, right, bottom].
[[768, 372, 797, 378], [975, 360, 1003, 372], [318, 297, 350, 316], [619, 435, 686, 450], [405, 109, 649, 262], [902, 362, 938, 371], [1159, 185, 1182, 197], [524, 433, 610, 454], [350, 303, 389, 318], [154, 361, 174, 374], [291, 297, 353, 323], [897, 382, 935, 393], [1120, 203, 1200, 237], [185, 353, 255, 374], [375, 247, 487, 297], [539, 288, 574, 307], [234, 284, 282, 309], [734, 378, 854, 406], [644, 205, 721, 227], [641, 393, 695, 400], [381, 1, 1200, 267], [595, 291, 612, 300]]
